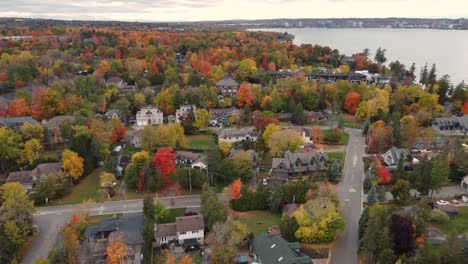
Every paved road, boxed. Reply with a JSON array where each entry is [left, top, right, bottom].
[[22, 195, 209, 264], [331, 129, 364, 264]]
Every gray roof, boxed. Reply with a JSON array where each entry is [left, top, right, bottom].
[[44, 115, 74, 129], [107, 76, 124, 84], [31, 162, 62, 181], [175, 150, 201, 161], [85, 213, 144, 246], [6, 170, 33, 186], [176, 214, 204, 233], [155, 223, 177, 238], [271, 150, 328, 178], [0, 116, 38, 128], [252, 233, 311, 264], [219, 128, 259, 139], [228, 149, 259, 165], [209, 107, 238, 120], [0, 96, 11, 105], [216, 77, 238, 87], [105, 109, 125, 120]]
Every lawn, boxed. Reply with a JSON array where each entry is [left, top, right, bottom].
[[233, 210, 282, 235], [328, 152, 345, 162], [52, 168, 103, 205], [321, 129, 349, 145], [187, 134, 217, 150], [432, 207, 468, 234], [122, 146, 141, 157], [160, 208, 186, 224]]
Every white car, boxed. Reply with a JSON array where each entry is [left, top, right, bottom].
[[436, 200, 450, 206]]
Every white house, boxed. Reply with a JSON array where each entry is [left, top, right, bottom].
[[135, 106, 163, 127], [175, 105, 196, 122], [217, 128, 259, 143], [154, 214, 204, 248]]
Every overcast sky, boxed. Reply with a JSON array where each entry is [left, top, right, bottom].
[[1, 0, 467, 22]]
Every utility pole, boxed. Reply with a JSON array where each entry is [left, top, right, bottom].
[[188, 167, 192, 195]]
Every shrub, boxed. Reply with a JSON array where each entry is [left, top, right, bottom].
[[430, 209, 450, 224], [323, 128, 343, 144]]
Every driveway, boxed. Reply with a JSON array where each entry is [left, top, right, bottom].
[[331, 129, 365, 264]]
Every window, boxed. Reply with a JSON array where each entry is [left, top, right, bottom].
[[295, 160, 300, 167], [181, 232, 186, 235], [310, 160, 314, 165]]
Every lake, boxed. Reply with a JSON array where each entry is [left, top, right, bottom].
[[251, 28, 468, 84]]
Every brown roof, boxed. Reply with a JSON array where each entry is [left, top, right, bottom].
[[6, 171, 33, 185], [155, 223, 177, 238], [175, 150, 200, 161], [107, 76, 124, 84], [31, 163, 62, 180], [45, 115, 74, 129], [176, 214, 204, 233]]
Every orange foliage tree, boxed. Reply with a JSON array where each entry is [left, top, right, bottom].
[[106, 233, 128, 264], [377, 166, 392, 183], [179, 255, 193, 264], [230, 178, 242, 200], [236, 83, 254, 109], [344, 92, 360, 114], [462, 102, 468, 114], [7, 98, 31, 117]]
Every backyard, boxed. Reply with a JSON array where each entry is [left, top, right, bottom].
[[232, 210, 282, 235], [321, 129, 349, 145], [432, 207, 468, 235], [327, 152, 345, 162], [187, 134, 217, 150], [51, 168, 103, 205]]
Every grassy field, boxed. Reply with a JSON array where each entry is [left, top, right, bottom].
[[53, 168, 103, 205], [432, 207, 468, 234], [321, 129, 350, 145], [327, 152, 345, 162], [160, 208, 186, 224], [233, 210, 282, 235], [187, 134, 217, 150]]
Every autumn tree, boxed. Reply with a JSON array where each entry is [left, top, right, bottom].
[[106, 233, 128, 264], [236, 83, 254, 109], [232, 151, 253, 182], [0, 127, 22, 172], [20, 122, 44, 142], [230, 178, 242, 200], [262, 123, 281, 143], [7, 98, 31, 117], [390, 214, 415, 256], [193, 109, 211, 129], [254, 116, 279, 131], [344, 91, 360, 114], [236, 58, 257, 81], [19, 138, 43, 166], [153, 148, 177, 185], [268, 129, 304, 157], [377, 166, 392, 184], [62, 149, 84, 181]]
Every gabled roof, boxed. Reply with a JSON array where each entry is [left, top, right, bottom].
[[176, 214, 204, 233], [6, 170, 33, 186], [105, 109, 125, 120], [31, 162, 62, 181], [0, 116, 38, 128], [175, 150, 201, 161], [44, 115, 74, 129], [107, 76, 124, 84], [252, 233, 311, 264], [216, 77, 238, 87], [84, 213, 144, 246], [155, 223, 177, 238]]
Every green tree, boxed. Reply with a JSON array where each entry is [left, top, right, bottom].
[[103, 154, 117, 174], [412, 156, 433, 196], [154, 200, 169, 223], [194, 108, 212, 129], [293, 103, 305, 125], [375, 47, 387, 64], [323, 128, 343, 144], [362, 205, 395, 264], [367, 185, 378, 205], [236, 59, 257, 81], [201, 184, 227, 230], [391, 179, 411, 205], [0, 127, 22, 172], [430, 152, 449, 197], [231, 151, 253, 182], [328, 160, 342, 183]]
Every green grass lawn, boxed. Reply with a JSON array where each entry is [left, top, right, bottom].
[[233, 210, 282, 235], [321, 129, 349, 145], [187, 134, 217, 150], [122, 146, 141, 157], [159, 208, 186, 223], [52, 168, 103, 205], [432, 207, 468, 234], [328, 152, 345, 162]]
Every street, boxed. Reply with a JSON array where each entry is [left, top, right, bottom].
[[331, 129, 365, 264]]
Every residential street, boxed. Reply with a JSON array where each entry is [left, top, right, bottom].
[[331, 129, 365, 264], [22, 195, 212, 264]]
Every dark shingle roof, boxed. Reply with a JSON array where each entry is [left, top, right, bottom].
[[155, 223, 177, 238], [6, 171, 33, 185], [176, 214, 204, 233], [252, 233, 311, 264], [0, 116, 38, 128], [216, 77, 238, 87], [84, 213, 144, 246], [44, 115, 74, 129]]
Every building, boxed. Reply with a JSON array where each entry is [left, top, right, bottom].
[[6, 162, 63, 193], [43, 115, 74, 144], [209, 107, 239, 126], [380, 146, 415, 167], [217, 128, 259, 143], [216, 77, 239, 97], [84, 213, 144, 264], [251, 232, 311, 264], [106, 76, 125, 89], [174, 151, 207, 169], [175, 105, 196, 122], [0, 116, 38, 129], [105, 109, 126, 124], [0, 96, 11, 114], [291, 127, 313, 144], [126, 129, 142, 148], [432, 114, 468, 133], [271, 150, 328, 181], [277, 113, 293, 122], [461, 175, 468, 192], [154, 214, 204, 250], [135, 106, 163, 126], [228, 149, 260, 168], [5, 171, 34, 193]]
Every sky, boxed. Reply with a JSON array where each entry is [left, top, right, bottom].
[[0, 0, 467, 22]]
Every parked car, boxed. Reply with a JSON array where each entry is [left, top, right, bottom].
[[436, 200, 450, 206], [451, 199, 459, 204]]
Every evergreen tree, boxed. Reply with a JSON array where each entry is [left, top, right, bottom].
[[362, 119, 370, 136], [374, 47, 387, 64], [413, 156, 433, 196], [181, 108, 196, 135], [288, 97, 296, 113], [362, 205, 395, 264], [437, 76, 450, 104], [358, 207, 369, 241], [419, 64, 428, 85], [429, 151, 449, 198], [328, 160, 342, 183], [364, 171, 372, 191], [103, 154, 117, 175], [367, 185, 378, 205], [293, 103, 305, 125], [427, 63, 437, 86], [408, 63, 416, 81]]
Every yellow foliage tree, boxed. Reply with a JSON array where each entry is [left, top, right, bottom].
[[268, 129, 304, 157], [62, 149, 84, 180], [262, 123, 281, 143], [19, 138, 43, 165], [131, 150, 150, 170], [106, 233, 128, 264], [218, 141, 232, 156]]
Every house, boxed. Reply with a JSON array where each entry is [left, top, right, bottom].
[[291, 127, 313, 144], [461, 175, 468, 192], [175, 105, 196, 122], [251, 232, 311, 264], [135, 106, 163, 126], [436, 205, 459, 216], [277, 113, 293, 123], [6, 162, 62, 192], [154, 214, 204, 250], [228, 149, 260, 169], [303, 111, 327, 123], [216, 77, 239, 97], [217, 128, 259, 143], [0, 96, 11, 113], [0, 116, 38, 129], [106, 76, 125, 89], [105, 109, 126, 124], [432, 114, 468, 133], [84, 213, 144, 264], [174, 151, 207, 169], [380, 146, 416, 167], [43, 115, 74, 144], [271, 150, 328, 181], [209, 107, 239, 126], [126, 129, 142, 148]]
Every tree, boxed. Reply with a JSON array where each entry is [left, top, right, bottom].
[[103, 154, 117, 174], [367, 185, 379, 205], [377, 166, 392, 184], [106, 233, 128, 264], [232, 151, 253, 182], [193, 109, 211, 129], [100, 172, 116, 188], [328, 160, 342, 183], [268, 129, 304, 157], [419, 64, 428, 85], [293, 103, 305, 125], [413, 156, 433, 196], [362, 205, 395, 264], [19, 138, 42, 166], [262, 123, 281, 143], [62, 149, 84, 181], [390, 214, 415, 256], [20, 122, 44, 142], [427, 63, 437, 86], [0, 127, 22, 172], [391, 179, 411, 205], [429, 151, 449, 197], [181, 108, 196, 135], [236, 59, 257, 81], [230, 178, 242, 200], [33, 173, 68, 204], [180, 255, 193, 264], [375, 47, 387, 64], [7, 98, 31, 117], [154, 200, 169, 223], [323, 128, 343, 144], [236, 83, 254, 109], [254, 116, 279, 131], [153, 148, 176, 185], [201, 184, 227, 230], [344, 92, 360, 114]]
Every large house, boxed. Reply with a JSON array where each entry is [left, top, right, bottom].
[[175, 105, 196, 122], [84, 213, 144, 264], [251, 232, 311, 264], [174, 151, 207, 169], [126, 129, 142, 148], [105, 109, 126, 124], [216, 77, 239, 97], [271, 150, 328, 180], [0, 116, 38, 129], [380, 146, 416, 167], [6, 162, 63, 193], [432, 114, 468, 133], [43, 115, 74, 144], [135, 106, 163, 126], [106, 76, 125, 89], [217, 128, 259, 143], [154, 214, 204, 250]]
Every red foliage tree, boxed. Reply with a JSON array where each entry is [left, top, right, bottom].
[[377, 166, 392, 183], [31, 87, 46, 120], [230, 178, 242, 200], [236, 83, 254, 108], [153, 148, 176, 185], [7, 98, 31, 117], [254, 116, 279, 131], [344, 92, 360, 114], [462, 102, 468, 114]]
